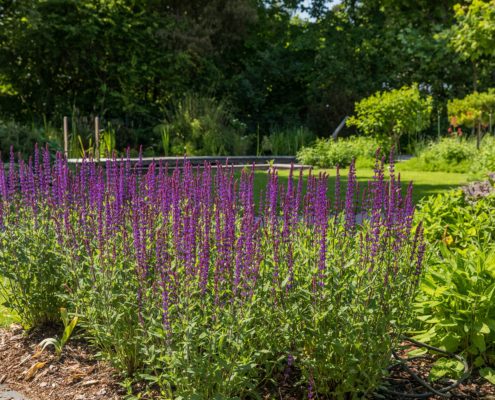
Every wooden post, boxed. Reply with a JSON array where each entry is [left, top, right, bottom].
[[63, 116, 69, 158], [94, 116, 100, 161]]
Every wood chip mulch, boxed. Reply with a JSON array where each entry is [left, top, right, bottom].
[[0, 325, 125, 400]]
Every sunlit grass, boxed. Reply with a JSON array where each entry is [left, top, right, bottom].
[[251, 166, 468, 205]]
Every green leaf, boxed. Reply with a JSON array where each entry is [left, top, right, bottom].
[[407, 348, 428, 357], [429, 358, 464, 382], [479, 322, 491, 335], [472, 333, 486, 352], [474, 356, 485, 367], [440, 333, 460, 353], [480, 367, 495, 384]]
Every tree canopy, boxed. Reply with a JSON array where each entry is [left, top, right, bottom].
[[346, 84, 433, 147], [0, 0, 493, 153]]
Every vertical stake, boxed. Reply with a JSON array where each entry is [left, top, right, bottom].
[[95, 116, 100, 161], [63, 116, 69, 158]]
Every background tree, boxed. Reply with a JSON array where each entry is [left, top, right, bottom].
[[0, 0, 492, 156], [346, 84, 433, 150], [448, 89, 495, 148], [448, 0, 495, 90]]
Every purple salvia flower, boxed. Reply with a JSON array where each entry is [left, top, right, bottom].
[[42, 144, 51, 199], [303, 169, 315, 224], [334, 164, 341, 213], [308, 376, 315, 399], [34, 144, 40, 189], [0, 156, 7, 199], [344, 159, 356, 233], [282, 165, 295, 290], [198, 163, 212, 292], [7, 146, 16, 199], [316, 173, 329, 288]]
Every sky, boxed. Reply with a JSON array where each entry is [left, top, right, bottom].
[[297, 0, 340, 20]]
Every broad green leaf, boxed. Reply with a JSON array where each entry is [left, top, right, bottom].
[[474, 356, 485, 367], [429, 357, 464, 382], [472, 333, 486, 352], [479, 323, 491, 335], [440, 333, 460, 353], [480, 367, 495, 384]]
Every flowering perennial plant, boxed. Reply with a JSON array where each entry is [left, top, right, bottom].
[[0, 146, 425, 398]]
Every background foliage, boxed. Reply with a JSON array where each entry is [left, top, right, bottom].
[[413, 183, 495, 381], [1, 0, 495, 155], [346, 85, 432, 149]]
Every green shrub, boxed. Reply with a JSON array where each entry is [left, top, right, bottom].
[[416, 187, 495, 249], [468, 136, 495, 178], [399, 137, 477, 173], [448, 89, 495, 148], [347, 84, 432, 149], [160, 94, 250, 156], [0, 120, 56, 159], [297, 136, 381, 167]]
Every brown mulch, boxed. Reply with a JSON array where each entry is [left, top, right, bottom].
[[0, 325, 125, 400], [1, 326, 494, 400]]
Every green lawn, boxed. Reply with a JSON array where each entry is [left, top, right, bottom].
[[252, 167, 467, 205]]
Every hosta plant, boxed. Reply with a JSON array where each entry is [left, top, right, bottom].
[[413, 243, 495, 382]]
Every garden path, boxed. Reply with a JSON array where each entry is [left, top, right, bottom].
[[0, 385, 30, 400]]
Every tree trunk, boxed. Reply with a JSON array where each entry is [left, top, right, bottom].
[[473, 62, 478, 92]]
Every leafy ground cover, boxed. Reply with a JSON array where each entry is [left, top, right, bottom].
[[407, 178, 495, 387]]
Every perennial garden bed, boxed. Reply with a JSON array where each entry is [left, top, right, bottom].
[[0, 148, 493, 399]]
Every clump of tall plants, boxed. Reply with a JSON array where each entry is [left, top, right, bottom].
[[0, 147, 425, 398]]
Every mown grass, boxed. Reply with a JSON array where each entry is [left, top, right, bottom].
[[251, 167, 468, 205]]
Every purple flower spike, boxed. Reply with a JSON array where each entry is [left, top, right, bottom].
[[344, 159, 357, 233]]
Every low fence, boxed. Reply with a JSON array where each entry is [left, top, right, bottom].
[[67, 155, 303, 171]]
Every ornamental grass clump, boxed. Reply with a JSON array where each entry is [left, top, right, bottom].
[[0, 147, 425, 398]]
